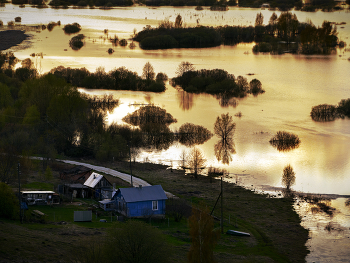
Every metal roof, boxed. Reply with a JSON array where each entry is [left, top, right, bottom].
[[21, 191, 55, 194], [117, 185, 167, 203], [84, 172, 103, 188]]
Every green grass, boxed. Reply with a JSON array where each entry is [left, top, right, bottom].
[[22, 182, 54, 191], [1, 159, 309, 263]]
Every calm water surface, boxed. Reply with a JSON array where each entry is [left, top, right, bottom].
[[2, 5, 350, 261]]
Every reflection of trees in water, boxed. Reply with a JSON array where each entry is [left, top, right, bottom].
[[144, 94, 153, 104], [214, 113, 236, 164], [123, 105, 177, 126], [177, 123, 213, 147], [311, 104, 339, 122], [215, 94, 237, 108], [140, 123, 175, 151], [269, 131, 300, 152], [214, 137, 236, 165], [177, 89, 194, 111], [123, 106, 213, 151]]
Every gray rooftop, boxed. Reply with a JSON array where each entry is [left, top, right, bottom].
[[84, 172, 103, 188], [118, 185, 167, 203]]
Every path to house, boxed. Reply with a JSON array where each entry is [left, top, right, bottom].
[[58, 159, 175, 198]]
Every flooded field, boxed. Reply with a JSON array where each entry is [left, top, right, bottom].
[[1, 4, 350, 261]]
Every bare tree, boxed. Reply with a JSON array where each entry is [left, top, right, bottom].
[[282, 164, 296, 190], [175, 14, 183, 28], [142, 62, 155, 80], [188, 147, 206, 179], [175, 61, 195, 77], [180, 149, 187, 169], [255, 12, 264, 27], [214, 113, 235, 142]]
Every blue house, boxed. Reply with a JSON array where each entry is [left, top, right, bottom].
[[114, 185, 167, 218]]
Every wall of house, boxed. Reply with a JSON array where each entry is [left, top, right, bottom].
[[127, 200, 166, 218]]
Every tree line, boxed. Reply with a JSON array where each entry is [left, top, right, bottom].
[[134, 12, 340, 55], [311, 98, 350, 122], [10, 0, 349, 12]]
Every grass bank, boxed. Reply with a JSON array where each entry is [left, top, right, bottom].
[[0, 159, 309, 263]]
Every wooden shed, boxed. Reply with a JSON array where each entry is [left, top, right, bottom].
[[84, 172, 113, 200]]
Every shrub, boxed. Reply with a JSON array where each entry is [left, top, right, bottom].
[[311, 104, 338, 121], [253, 42, 272, 53], [0, 182, 19, 219], [156, 72, 168, 82], [269, 131, 300, 151], [119, 39, 127, 46], [69, 34, 85, 50], [337, 98, 350, 117], [249, 78, 264, 95], [63, 22, 81, 34]]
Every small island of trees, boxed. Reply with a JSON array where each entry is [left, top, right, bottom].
[[311, 98, 350, 121], [171, 62, 265, 99], [134, 12, 340, 55]]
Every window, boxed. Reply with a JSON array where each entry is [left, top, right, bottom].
[[152, 200, 158, 211]]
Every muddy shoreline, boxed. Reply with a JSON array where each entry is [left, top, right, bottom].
[[0, 30, 30, 51]]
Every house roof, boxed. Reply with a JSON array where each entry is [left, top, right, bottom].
[[21, 191, 55, 194], [117, 185, 167, 203], [84, 172, 103, 188]]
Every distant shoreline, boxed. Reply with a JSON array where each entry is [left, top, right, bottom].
[[0, 30, 30, 51]]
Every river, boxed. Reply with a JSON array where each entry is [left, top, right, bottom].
[[1, 4, 350, 261]]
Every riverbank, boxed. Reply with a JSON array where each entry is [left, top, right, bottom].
[[0, 30, 30, 51], [88, 159, 310, 262]]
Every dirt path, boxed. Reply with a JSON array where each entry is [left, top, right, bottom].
[[58, 159, 175, 197]]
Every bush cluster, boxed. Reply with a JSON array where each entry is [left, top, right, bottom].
[[171, 68, 264, 98], [135, 26, 221, 50], [311, 99, 350, 122], [63, 22, 81, 34], [50, 66, 166, 92], [69, 34, 85, 50]]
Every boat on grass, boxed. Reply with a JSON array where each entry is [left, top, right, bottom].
[[226, 230, 250, 237]]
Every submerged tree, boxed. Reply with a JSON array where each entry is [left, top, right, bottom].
[[214, 113, 236, 164], [282, 164, 296, 191], [175, 61, 195, 77], [174, 14, 183, 28], [178, 123, 213, 147], [255, 12, 264, 27], [310, 104, 338, 122], [142, 62, 155, 81], [269, 131, 300, 152], [122, 105, 177, 128]]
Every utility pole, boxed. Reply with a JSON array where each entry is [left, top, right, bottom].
[[18, 163, 23, 224], [221, 176, 223, 234], [129, 144, 133, 187]]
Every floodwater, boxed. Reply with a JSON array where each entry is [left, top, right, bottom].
[[1, 4, 350, 261]]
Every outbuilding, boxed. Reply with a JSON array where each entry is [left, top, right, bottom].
[[114, 185, 167, 218], [84, 172, 113, 200]]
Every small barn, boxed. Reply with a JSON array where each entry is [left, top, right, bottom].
[[114, 185, 167, 218], [21, 191, 60, 205], [84, 172, 113, 200]]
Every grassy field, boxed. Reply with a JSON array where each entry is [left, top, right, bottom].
[[0, 159, 309, 263]]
